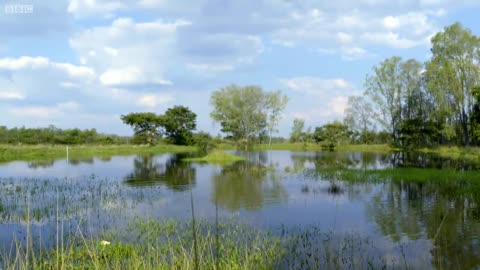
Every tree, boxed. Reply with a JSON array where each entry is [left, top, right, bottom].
[[193, 131, 216, 153], [162, 105, 197, 145], [425, 22, 480, 146], [313, 121, 351, 149], [121, 112, 163, 145], [344, 96, 375, 143], [265, 91, 289, 145], [365, 57, 423, 146], [290, 118, 305, 143], [365, 56, 403, 145], [210, 85, 287, 150]]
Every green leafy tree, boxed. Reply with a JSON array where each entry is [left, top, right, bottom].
[[162, 105, 197, 145], [121, 112, 163, 145], [313, 121, 351, 149], [365, 56, 403, 145], [426, 22, 480, 146], [193, 131, 216, 153], [265, 91, 289, 145], [365, 57, 423, 146], [290, 118, 305, 143], [344, 96, 375, 143], [210, 85, 286, 150]]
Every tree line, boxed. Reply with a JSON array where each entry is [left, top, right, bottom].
[[0, 125, 128, 145], [287, 22, 480, 149], [344, 22, 480, 148]]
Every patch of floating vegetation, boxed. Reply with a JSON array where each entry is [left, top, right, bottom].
[[182, 150, 245, 164]]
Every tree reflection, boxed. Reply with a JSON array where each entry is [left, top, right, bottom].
[[27, 159, 55, 169], [211, 161, 287, 211], [365, 177, 480, 269], [124, 154, 195, 191]]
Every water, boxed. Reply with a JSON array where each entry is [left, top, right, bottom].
[[1, 150, 480, 268]]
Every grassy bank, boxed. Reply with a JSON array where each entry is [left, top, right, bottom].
[[311, 167, 480, 183], [0, 144, 196, 163], [183, 150, 245, 164], [418, 145, 480, 160], [255, 143, 395, 152]]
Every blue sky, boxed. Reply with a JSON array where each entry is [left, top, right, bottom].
[[0, 0, 479, 137]]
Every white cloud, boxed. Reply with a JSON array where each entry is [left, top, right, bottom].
[[0, 91, 25, 100], [280, 77, 357, 97], [70, 17, 190, 89], [0, 57, 50, 70], [99, 67, 172, 86], [8, 101, 79, 118], [281, 77, 359, 127], [337, 32, 353, 44], [135, 93, 174, 108], [0, 57, 95, 80]]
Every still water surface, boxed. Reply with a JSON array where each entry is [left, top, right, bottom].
[[1, 150, 480, 268]]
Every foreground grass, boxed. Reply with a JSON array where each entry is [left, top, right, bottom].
[[0, 144, 196, 163], [1, 218, 405, 270], [2, 219, 283, 270], [182, 150, 245, 164]]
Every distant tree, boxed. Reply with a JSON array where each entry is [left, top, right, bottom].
[[290, 118, 305, 143], [121, 112, 163, 145], [162, 105, 197, 145], [313, 121, 351, 149], [265, 91, 289, 145], [210, 85, 287, 150], [344, 96, 375, 143]]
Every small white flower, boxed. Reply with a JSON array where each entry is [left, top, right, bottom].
[[100, 240, 111, 246]]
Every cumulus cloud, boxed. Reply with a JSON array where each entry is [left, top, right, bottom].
[[0, 55, 175, 133], [70, 18, 190, 89], [280, 76, 360, 127]]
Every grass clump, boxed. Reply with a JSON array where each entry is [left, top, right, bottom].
[[183, 150, 245, 164], [1, 218, 284, 270]]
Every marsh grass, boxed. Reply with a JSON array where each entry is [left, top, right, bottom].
[[1, 217, 285, 270], [0, 180, 439, 270], [418, 146, 480, 160], [2, 216, 423, 270], [308, 167, 480, 183], [182, 150, 245, 164], [0, 144, 196, 163]]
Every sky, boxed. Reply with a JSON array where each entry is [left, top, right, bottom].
[[0, 0, 479, 137]]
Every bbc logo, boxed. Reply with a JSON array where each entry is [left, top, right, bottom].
[[4, 4, 34, 14]]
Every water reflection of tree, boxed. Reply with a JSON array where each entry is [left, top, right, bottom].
[[124, 154, 195, 191], [365, 179, 480, 269], [291, 152, 388, 174], [27, 160, 55, 168], [211, 161, 287, 211], [68, 158, 94, 166]]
